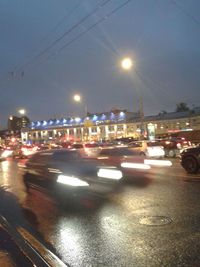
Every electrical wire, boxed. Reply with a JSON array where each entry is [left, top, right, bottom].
[[15, 0, 112, 73], [0, 1, 82, 82], [171, 0, 200, 26], [28, 0, 133, 70]]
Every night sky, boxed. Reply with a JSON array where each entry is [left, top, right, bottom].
[[0, 0, 200, 127]]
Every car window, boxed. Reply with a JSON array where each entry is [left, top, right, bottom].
[[113, 148, 139, 156], [72, 144, 84, 149], [146, 142, 161, 147], [129, 142, 142, 148], [52, 150, 81, 161], [99, 149, 111, 156], [84, 143, 99, 148], [29, 152, 52, 163]]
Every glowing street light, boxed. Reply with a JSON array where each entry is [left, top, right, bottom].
[[18, 109, 26, 115], [73, 94, 81, 102], [121, 57, 133, 70], [73, 93, 88, 117]]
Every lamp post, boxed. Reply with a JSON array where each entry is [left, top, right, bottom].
[[120, 56, 144, 138], [73, 94, 89, 142]]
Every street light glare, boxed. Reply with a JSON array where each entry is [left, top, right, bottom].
[[121, 57, 133, 70], [73, 94, 81, 102], [19, 109, 25, 115]]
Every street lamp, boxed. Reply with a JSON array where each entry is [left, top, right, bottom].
[[73, 94, 88, 117], [18, 109, 26, 115], [73, 94, 81, 103], [120, 56, 144, 138], [121, 57, 133, 70]]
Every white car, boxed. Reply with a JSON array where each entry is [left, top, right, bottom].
[[128, 140, 165, 158]]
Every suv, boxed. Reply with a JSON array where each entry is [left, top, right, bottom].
[[180, 144, 200, 173], [157, 137, 192, 158]]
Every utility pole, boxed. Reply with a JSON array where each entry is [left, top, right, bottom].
[[139, 95, 144, 138]]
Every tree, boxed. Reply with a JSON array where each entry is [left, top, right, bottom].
[[176, 102, 189, 112]]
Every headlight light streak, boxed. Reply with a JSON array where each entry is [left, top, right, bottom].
[[120, 162, 151, 170], [144, 159, 172, 167], [1, 150, 13, 158], [97, 168, 123, 180], [57, 175, 89, 187]]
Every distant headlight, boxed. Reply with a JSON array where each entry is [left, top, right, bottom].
[[121, 162, 151, 170], [57, 175, 89, 187], [1, 150, 13, 158], [97, 168, 123, 180]]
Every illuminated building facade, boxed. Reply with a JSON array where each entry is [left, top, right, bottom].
[[21, 108, 200, 144]]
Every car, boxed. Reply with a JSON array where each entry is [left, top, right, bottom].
[[12, 145, 39, 159], [180, 144, 200, 174], [70, 142, 101, 157], [128, 140, 165, 158], [83, 142, 101, 156], [20, 149, 123, 199], [93, 146, 172, 177], [92, 146, 151, 178], [157, 137, 192, 158]]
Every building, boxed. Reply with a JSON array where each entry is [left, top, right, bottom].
[[21, 108, 200, 144], [8, 116, 30, 131]]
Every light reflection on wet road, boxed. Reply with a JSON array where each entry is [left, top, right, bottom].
[[1, 158, 200, 266]]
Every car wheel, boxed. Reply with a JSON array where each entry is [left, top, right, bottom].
[[182, 156, 199, 174], [168, 150, 175, 158]]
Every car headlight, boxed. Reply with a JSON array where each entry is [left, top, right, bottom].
[[97, 168, 123, 180], [144, 159, 172, 167], [121, 162, 151, 170], [57, 175, 89, 187], [1, 150, 13, 158]]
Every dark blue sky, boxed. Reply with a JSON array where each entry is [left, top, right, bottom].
[[0, 0, 200, 127]]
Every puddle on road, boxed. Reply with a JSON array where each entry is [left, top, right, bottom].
[[139, 216, 173, 226]]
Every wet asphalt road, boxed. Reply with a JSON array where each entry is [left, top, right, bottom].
[[0, 158, 200, 267]]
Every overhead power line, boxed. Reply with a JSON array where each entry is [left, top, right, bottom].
[[171, 0, 200, 26], [28, 0, 133, 70], [0, 1, 82, 82], [58, 0, 132, 53], [15, 0, 112, 73]]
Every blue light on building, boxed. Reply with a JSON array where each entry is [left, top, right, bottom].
[[92, 115, 98, 122], [119, 111, 125, 120], [110, 112, 115, 120], [101, 114, 106, 120]]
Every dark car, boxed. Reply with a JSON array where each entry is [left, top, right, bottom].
[[91, 146, 152, 179], [21, 149, 123, 199], [157, 137, 192, 158], [180, 145, 200, 174]]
